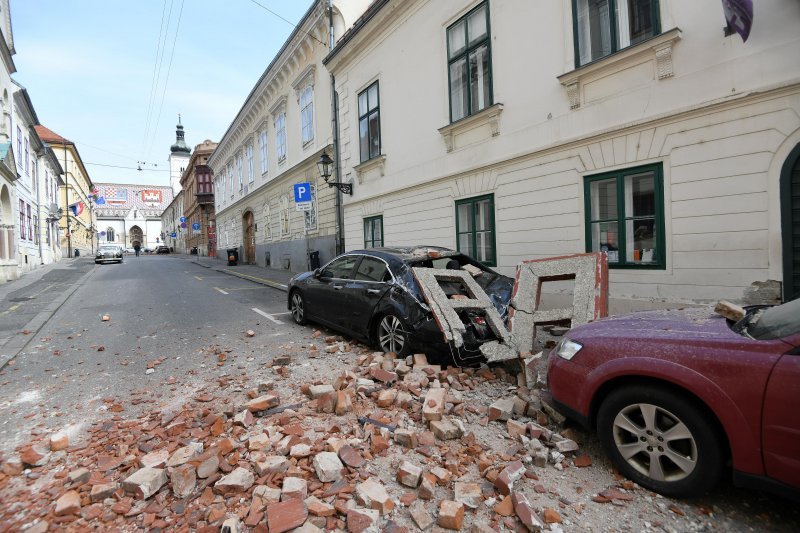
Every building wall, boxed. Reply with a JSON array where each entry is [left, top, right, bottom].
[[329, 0, 800, 305]]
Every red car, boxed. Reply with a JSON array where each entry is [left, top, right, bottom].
[[546, 298, 800, 499]]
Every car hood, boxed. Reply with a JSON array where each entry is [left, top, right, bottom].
[[567, 307, 737, 343]]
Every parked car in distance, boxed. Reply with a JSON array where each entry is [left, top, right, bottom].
[[95, 244, 124, 264], [156, 245, 170, 254], [123, 247, 135, 254], [546, 298, 800, 500], [287, 246, 513, 365]]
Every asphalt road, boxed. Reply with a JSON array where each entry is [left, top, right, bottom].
[[0, 255, 308, 454]]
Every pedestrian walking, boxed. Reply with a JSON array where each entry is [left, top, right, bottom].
[[134, 243, 141, 257]]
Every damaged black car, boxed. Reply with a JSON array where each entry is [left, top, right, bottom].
[[287, 246, 513, 365]]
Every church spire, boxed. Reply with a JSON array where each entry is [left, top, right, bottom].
[[170, 114, 191, 154]]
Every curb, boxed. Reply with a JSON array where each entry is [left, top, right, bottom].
[[186, 257, 289, 292], [0, 263, 99, 371]]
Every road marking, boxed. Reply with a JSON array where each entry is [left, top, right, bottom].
[[0, 304, 20, 316], [194, 275, 204, 281], [214, 287, 229, 295], [270, 311, 292, 316], [252, 307, 284, 325]]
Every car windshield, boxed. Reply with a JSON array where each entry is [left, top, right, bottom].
[[746, 298, 800, 340]]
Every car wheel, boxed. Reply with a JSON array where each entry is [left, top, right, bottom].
[[290, 290, 307, 325], [376, 314, 411, 356], [597, 385, 723, 498]]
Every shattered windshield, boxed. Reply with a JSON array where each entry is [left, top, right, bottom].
[[746, 298, 800, 340]]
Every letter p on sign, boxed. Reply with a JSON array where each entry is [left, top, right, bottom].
[[294, 182, 312, 203]]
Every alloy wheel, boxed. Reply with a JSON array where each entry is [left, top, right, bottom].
[[378, 315, 406, 354], [611, 402, 698, 482], [291, 292, 305, 324]]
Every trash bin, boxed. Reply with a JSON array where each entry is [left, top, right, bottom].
[[74, 249, 80, 257], [308, 250, 320, 270], [191, 246, 198, 255], [227, 248, 238, 266]]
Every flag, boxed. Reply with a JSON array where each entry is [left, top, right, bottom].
[[721, 0, 753, 42], [69, 202, 84, 217], [94, 196, 106, 205], [103, 186, 128, 205]]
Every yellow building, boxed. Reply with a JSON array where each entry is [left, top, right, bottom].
[[35, 125, 95, 257]]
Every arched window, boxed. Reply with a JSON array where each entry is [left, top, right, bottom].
[[106, 227, 115, 242]]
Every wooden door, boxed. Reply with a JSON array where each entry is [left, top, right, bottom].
[[244, 211, 255, 264]]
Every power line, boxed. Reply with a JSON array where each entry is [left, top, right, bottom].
[[141, 0, 173, 157], [247, 0, 326, 46], [85, 162, 169, 172]]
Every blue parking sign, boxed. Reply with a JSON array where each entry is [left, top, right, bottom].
[[294, 182, 312, 203]]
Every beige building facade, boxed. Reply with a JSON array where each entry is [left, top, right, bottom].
[[180, 140, 218, 256], [210, 0, 370, 272], [325, 0, 800, 306]]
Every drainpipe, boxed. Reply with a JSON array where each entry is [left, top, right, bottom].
[[34, 153, 44, 264], [64, 146, 71, 258], [328, 0, 345, 255]]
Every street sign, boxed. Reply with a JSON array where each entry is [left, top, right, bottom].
[[180, 222, 187, 228], [192, 222, 201, 231], [180, 216, 186, 223], [296, 202, 312, 211], [170, 232, 177, 238], [294, 182, 312, 203]]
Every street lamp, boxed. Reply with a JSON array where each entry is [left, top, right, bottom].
[[317, 153, 352, 195]]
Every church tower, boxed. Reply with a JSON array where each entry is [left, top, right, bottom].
[[168, 115, 191, 195]]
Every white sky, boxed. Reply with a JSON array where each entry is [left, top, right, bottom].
[[10, 0, 312, 186]]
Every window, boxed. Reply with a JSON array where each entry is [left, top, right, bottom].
[[320, 255, 360, 279], [276, 112, 286, 161], [24, 138, 29, 174], [584, 163, 665, 268], [455, 194, 496, 266], [447, 2, 492, 122], [107, 227, 115, 242], [246, 144, 254, 183], [364, 216, 383, 248], [19, 200, 25, 240], [304, 184, 317, 232], [259, 129, 268, 174], [46, 223, 51, 245], [573, 0, 660, 67], [300, 86, 314, 145], [236, 154, 243, 190], [26, 203, 32, 240], [355, 256, 390, 282], [227, 163, 234, 196], [45, 172, 50, 201], [16, 126, 21, 168], [33, 215, 38, 245], [358, 82, 381, 163]]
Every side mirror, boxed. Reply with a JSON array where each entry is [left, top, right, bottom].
[[313, 268, 321, 278]]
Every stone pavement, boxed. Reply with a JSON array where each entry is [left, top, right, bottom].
[[182, 254, 296, 292]]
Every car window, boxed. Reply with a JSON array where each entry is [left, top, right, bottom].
[[355, 257, 390, 282], [320, 256, 359, 279], [747, 298, 800, 340]]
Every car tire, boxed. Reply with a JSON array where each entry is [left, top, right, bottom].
[[375, 313, 411, 357], [597, 385, 723, 498], [289, 290, 307, 325]]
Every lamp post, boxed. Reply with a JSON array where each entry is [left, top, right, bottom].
[[316, 153, 352, 195]]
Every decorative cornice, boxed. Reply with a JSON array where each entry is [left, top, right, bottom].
[[291, 64, 317, 102]]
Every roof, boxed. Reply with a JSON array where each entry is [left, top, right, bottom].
[[324, 0, 389, 65], [34, 125, 72, 145], [93, 183, 174, 211], [353, 246, 458, 262]]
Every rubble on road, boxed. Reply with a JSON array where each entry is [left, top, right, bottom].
[[0, 328, 675, 532]]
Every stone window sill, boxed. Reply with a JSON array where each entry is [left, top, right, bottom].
[[438, 103, 504, 152], [557, 28, 682, 109], [354, 154, 386, 184]]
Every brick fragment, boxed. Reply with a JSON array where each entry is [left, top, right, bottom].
[[214, 467, 254, 494], [409, 501, 434, 529], [543, 507, 562, 524], [437, 500, 465, 530], [49, 433, 69, 452], [454, 482, 482, 509], [494, 460, 525, 496], [246, 394, 280, 412], [90, 482, 118, 502], [266, 498, 308, 533], [67, 467, 90, 485], [335, 391, 352, 414], [167, 442, 203, 467], [122, 468, 168, 499], [396, 461, 422, 488], [255, 455, 289, 476], [393, 429, 417, 448], [313, 452, 344, 482], [54, 490, 81, 516], [355, 477, 394, 514], [346, 508, 379, 533], [422, 388, 446, 421], [512, 491, 545, 531], [488, 397, 515, 422], [305, 495, 336, 517], [171, 464, 196, 498], [281, 476, 308, 501], [338, 445, 365, 468], [309, 384, 335, 399], [430, 417, 463, 440]]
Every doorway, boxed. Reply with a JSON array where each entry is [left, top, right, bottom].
[[243, 211, 255, 264], [781, 144, 800, 301], [130, 225, 143, 249]]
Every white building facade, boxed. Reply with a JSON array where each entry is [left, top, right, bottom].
[[94, 183, 173, 251], [210, 0, 371, 272], [161, 190, 184, 254], [325, 0, 800, 307]]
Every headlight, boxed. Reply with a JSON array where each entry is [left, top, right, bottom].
[[555, 337, 583, 361]]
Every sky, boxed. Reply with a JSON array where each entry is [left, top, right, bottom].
[[10, 0, 313, 187]]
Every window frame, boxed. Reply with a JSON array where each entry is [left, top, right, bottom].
[[19, 199, 25, 240], [454, 193, 497, 267], [571, 0, 662, 68], [446, 1, 493, 123], [26, 203, 32, 240], [363, 215, 384, 248], [246, 143, 254, 183], [276, 112, 287, 162], [358, 81, 381, 163], [236, 154, 243, 190], [583, 162, 666, 270], [259, 129, 268, 174], [299, 85, 314, 145]]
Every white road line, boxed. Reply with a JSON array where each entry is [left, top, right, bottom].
[[252, 307, 284, 325], [214, 287, 229, 295], [270, 311, 292, 316]]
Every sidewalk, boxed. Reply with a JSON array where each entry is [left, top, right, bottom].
[[183, 254, 295, 292]]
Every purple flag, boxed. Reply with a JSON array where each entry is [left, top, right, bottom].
[[722, 0, 753, 42]]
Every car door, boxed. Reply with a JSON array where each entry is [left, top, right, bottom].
[[761, 333, 800, 488], [309, 255, 361, 330], [340, 256, 394, 337]]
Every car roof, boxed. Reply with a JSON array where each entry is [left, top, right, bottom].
[[347, 246, 459, 263]]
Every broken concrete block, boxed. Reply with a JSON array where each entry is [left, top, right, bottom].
[[488, 397, 515, 422], [376, 388, 398, 408], [214, 467, 254, 494], [170, 464, 196, 498], [355, 477, 394, 514], [554, 438, 579, 453], [430, 417, 463, 441], [437, 500, 465, 530], [248, 433, 271, 451], [290, 444, 312, 458], [313, 452, 344, 482], [255, 455, 290, 476], [422, 388, 446, 421], [254, 485, 282, 504], [233, 409, 254, 427], [396, 461, 422, 488], [454, 482, 482, 509], [221, 516, 244, 533], [309, 384, 335, 399], [393, 428, 417, 448], [67, 467, 90, 485], [281, 476, 308, 501], [166, 442, 203, 467], [122, 468, 168, 499], [197, 455, 219, 478], [305, 495, 336, 517], [90, 482, 118, 503], [139, 449, 169, 469]]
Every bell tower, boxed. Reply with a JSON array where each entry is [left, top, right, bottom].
[[168, 114, 191, 195]]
